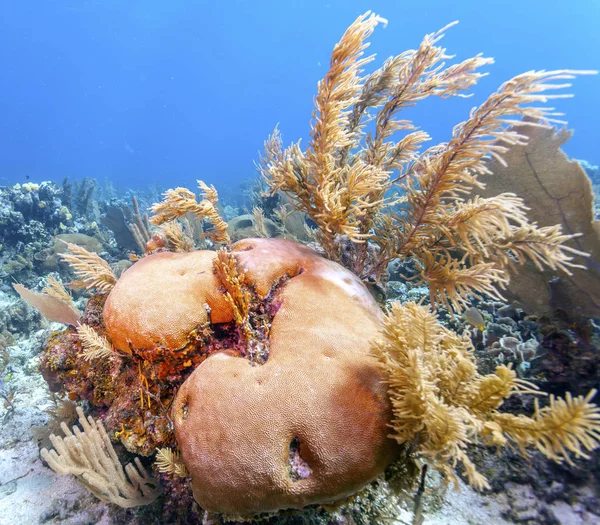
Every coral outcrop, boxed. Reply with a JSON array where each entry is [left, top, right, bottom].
[[36, 235, 397, 516], [0, 182, 70, 246], [173, 238, 395, 515], [19, 11, 600, 524], [104, 250, 233, 352]]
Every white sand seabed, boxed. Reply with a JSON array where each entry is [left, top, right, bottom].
[[0, 319, 111, 525]]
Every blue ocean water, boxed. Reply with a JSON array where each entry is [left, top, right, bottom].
[[0, 0, 598, 192]]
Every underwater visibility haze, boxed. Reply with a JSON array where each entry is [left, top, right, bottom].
[[1, 1, 600, 525]]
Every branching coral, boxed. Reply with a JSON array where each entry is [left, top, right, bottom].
[[41, 406, 161, 508], [372, 301, 600, 489], [262, 11, 595, 312], [130, 195, 153, 251]]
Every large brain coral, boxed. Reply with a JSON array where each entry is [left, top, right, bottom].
[[103, 238, 398, 515], [104, 250, 233, 352]]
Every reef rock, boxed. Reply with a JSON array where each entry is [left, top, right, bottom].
[[102, 238, 397, 515]]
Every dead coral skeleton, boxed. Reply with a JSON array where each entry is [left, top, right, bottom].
[[261, 11, 595, 312], [372, 301, 600, 490], [41, 406, 161, 508]]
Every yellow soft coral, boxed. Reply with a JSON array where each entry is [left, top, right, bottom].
[[150, 180, 230, 245], [372, 301, 600, 489]]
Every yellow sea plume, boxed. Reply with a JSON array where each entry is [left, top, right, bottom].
[[261, 11, 596, 312], [60, 243, 117, 293], [372, 301, 600, 490], [213, 249, 252, 340], [76, 324, 116, 361], [43, 276, 74, 306], [150, 180, 230, 245], [160, 221, 195, 252], [155, 447, 189, 478]]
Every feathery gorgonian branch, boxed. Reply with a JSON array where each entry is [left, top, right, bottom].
[[398, 69, 596, 255], [420, 251, 508, 311], [373, 302, 600, 490], [252, 207, 269, 238], [43, 276, 74, 306], [150, 180, 230, 245], [307, 11, 386, 173], [59, 244, 117, 294], [492, 223, 588, 274], [262, 15, 594, 296], [155, 448, 189, 478], [435, 194, 529, 254], [366, 23, 492, 169], [492, 391, 600, 465], [256, 127, 285, 183], [77, 324, 116, 361], [160, 221, 194, 252]]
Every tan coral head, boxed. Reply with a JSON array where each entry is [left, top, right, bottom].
[[169, 238, 398, 515], [103, 249, 233, 352]]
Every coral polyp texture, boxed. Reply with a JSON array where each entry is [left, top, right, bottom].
[[173, 239, 395, 514], [105, 238, 396, 515], [104, 250, 233, 352], [34, 236, 397, 516]]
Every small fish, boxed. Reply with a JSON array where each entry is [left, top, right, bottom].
[[463, 306, 485, 331]]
